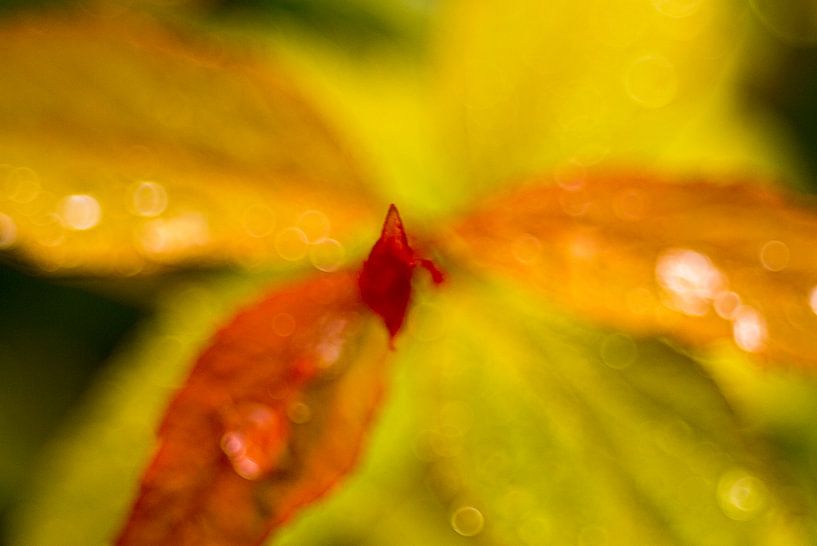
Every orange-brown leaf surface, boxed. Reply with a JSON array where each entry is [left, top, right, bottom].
[[0, 13, 377, 274], [444, 170, 817, 368], [115, 206, 439, 545], [115, 270, 390, 545]]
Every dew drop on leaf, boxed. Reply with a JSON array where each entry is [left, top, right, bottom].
[[129, 181, 168, 218], [274, 226, 309, 261], [60, 194, 102, 231], [297, 209, 331, 243], [309, 238, 345, 272], [718, 469, 768, 521], [450, 506, 484, 537], [759, 239, 790, 272], [0, 213, 17, 248], [220, 402, 289, 481]]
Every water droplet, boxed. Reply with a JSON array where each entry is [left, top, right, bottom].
[[274, 227, 308, 261], [0, 213, 17, 249], [5, 167, 40, 203], [221, 403, 288, 481], [511, 234, 542, 265], [60, 194, 101, 231], [625, 55, 678, 109], [759, 240, 790, 271], [451, 506, 484, 537], [732, 305, 767, 353], [296, 210, 330, 243], [718, 469, 767, 520], [315, 318, 348, 368], [129, 181, 168, 217], [138, 213, 209, 257], [242, 203, 276, 238], [309, 238, 345, 272], [653, 0, 702, 18], [656, 248, 724, 316], [600, 333, 638, 369], [272, 312, 296, 337], [286, 401, 311, 424]]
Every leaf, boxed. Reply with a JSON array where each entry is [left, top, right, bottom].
[[112, 205, 439, 544], [7, 273, 467, 546], [414, 278, 814, 545], [434, 0, 759, 191], [113, 270, 389, 545], [443, 170, 817, 369], [0, 12, 378, 274]]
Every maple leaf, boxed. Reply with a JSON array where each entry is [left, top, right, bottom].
[[6, 1, 817, 546]]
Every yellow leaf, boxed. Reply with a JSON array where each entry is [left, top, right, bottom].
[[434, 0, 753, 190], [0, 13, 377, 274], [416, 279, 814, 544], [444, 169, 817, 369]]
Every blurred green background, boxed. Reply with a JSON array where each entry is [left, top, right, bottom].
[[1, 0, 817, 544]]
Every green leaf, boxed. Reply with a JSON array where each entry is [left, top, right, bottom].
[[411, 276, 814, 545]]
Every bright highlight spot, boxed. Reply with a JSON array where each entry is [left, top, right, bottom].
[[451, 506, 484, 537], [625, 55, 678, 109], [221, 403, 287, 481], [809, 286, 817, 315], [60, 194, 101, 231], [656, 248, 724, 316], [139, 213, 209, 257], [718, 469, 767, 521], [0, 213, 17, 249], [732, 306, 767, 353]]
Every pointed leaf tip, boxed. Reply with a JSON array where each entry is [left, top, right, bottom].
[[358, 206, 443, 339]]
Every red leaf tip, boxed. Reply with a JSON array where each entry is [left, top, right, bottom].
[[358, 205, 443, 340]]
